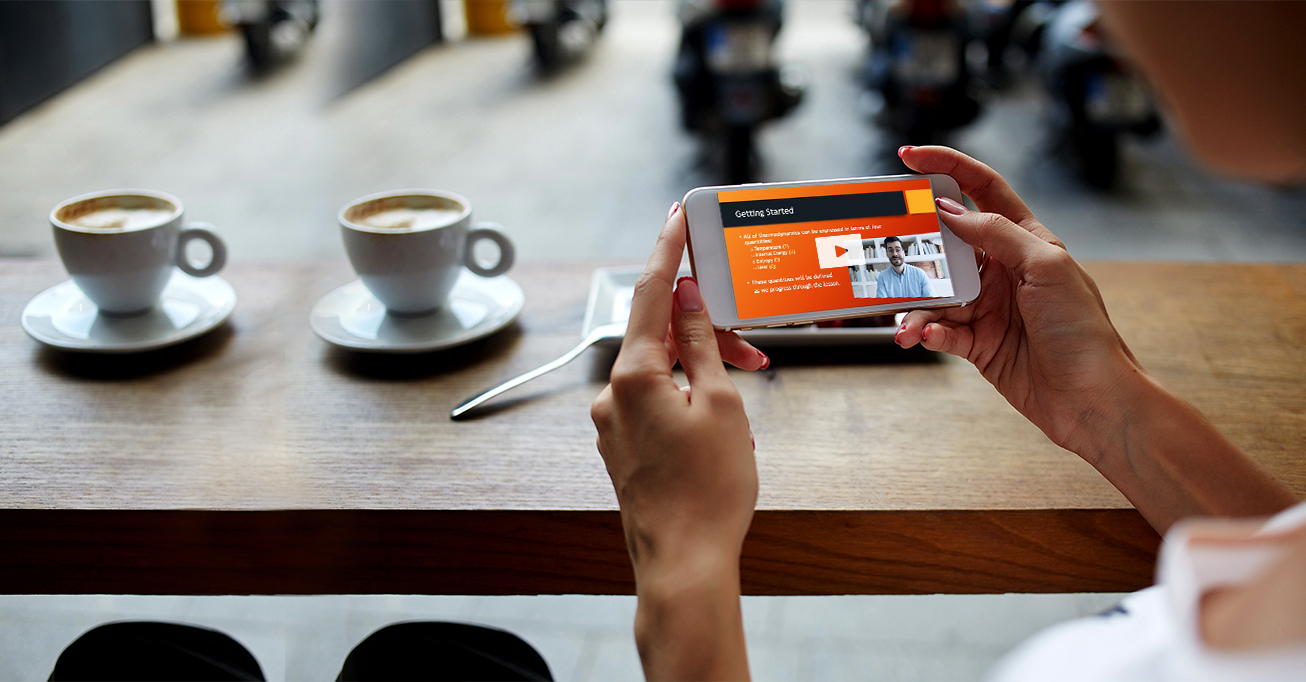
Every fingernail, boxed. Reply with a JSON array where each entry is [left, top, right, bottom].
[[921, 324, 932, 342], [675, 276, 704, 312], [667, 202, 681, 220], [758, 349, 770, 370], [936, 196, 967, 216], [749, 429, 756, 450], [897, 145, 914, 158]]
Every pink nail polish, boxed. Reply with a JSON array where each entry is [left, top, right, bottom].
[[675, 276, 704, 312], [758, 350, 770, 370], [898, 146, 914, 158], [667, 202, 681, 219], [935, 196, 967, 216]]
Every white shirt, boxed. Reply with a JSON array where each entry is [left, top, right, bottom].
[[988, 502, 1306, 682]]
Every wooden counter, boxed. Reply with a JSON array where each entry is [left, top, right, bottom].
[[1, 259, 1302, 594]]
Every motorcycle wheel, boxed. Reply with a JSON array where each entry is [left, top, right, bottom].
[[1073, 129, 1119, 189], [241, 22, 273, 71], [904, 119, 939, 147], [530, 23, 562, 70], [724, 125, 755, 184]]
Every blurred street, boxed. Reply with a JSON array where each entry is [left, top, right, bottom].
[[1, 0, 1303, 263]]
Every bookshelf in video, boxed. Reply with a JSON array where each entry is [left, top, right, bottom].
[[847, 235, 950, 299], [719, 178, 952, 320]]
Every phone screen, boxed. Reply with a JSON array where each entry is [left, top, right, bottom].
[[718, 178, 955, 320]]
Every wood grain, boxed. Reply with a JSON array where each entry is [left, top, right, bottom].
[[0, 259, 1302, 594], [0, 509, 1157, 595]]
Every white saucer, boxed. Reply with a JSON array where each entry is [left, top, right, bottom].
[[310, 272, 524, 353], [22, 272, 237, 353]]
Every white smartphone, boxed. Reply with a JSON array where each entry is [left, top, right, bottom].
[[683, 174, 981, 331]]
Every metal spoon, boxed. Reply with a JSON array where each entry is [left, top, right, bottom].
[[450, 322, 627, 419]]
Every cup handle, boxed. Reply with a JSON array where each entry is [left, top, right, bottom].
[[464, 222, 515, 278], [176, 222, 227, 277]]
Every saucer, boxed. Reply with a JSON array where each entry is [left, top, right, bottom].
[[310, 272, 524, 353], [22, 273, 237, 353]]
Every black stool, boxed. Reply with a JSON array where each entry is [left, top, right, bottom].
[[338, 621, 553, 681], [49, 621, 265, 681]]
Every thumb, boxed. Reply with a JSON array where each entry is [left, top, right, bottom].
[[934, 197, 1061, 279], [670, 276, 732, 391]]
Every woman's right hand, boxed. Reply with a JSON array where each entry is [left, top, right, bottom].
[[894, 146, 1147, 457], [896, 147, 1296, 532]]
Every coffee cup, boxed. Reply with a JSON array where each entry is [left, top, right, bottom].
[[51, 189, 227, 315], [339, 189, 515, 315]]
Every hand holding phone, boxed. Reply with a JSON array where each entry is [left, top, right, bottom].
[[591, 202, 757, 681], [890, 147, 1141, 448], [683, 174, 982, 330]]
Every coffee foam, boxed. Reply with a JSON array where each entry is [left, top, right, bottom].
[[58, 195, 177, 232], [346, 194, 466, 232], [66, 207, 176, 231], [355, 207, 463, 232]]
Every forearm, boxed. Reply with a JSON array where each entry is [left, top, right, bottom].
[[1077, 371, 1297, 534], [633, 552, 750, 681]]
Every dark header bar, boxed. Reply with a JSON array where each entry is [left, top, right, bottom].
[[720, 192, 907, 228]]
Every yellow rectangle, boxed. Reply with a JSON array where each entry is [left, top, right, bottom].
[[717, 178, 930, 203], [904, 188, 935, 214]]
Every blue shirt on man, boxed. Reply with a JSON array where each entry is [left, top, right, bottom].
[[873, 264, 934, 298]]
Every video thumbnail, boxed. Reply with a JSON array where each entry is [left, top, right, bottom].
[[719, 179, 952, 320]]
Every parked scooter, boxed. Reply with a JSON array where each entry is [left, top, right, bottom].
[[221, 0, 318, 71], [1035, 0, 1160, 187], [673, 0, 805, 183], [511, 0, 608, 70], [857, 0, 980, 145], [965, 0, 1034, 89]]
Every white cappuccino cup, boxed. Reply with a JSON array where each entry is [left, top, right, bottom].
[[51, 189, 227, 315], [339, 190, 515, 315]]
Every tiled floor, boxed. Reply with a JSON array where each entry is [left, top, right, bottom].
[[0, 593, 1129, 681]]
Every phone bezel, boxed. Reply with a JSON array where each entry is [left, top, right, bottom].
[[683, 174, 979, 331]]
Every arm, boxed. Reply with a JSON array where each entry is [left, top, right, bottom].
[[634, 549, 748, 681], [897, 146, 1296, 534], [1079, 373, 1296, 532], [591, 203, 757, 681]]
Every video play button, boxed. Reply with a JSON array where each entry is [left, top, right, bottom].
[[814, 233, 865, 269]]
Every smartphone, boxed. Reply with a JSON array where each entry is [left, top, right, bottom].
[[683, 174, 981, 331]]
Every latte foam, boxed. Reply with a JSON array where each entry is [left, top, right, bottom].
[[355, 207, 463, 232], [66, 207, 175, 231]]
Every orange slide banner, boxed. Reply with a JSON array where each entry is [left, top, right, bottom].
[[718, 178, 931, 204], [725, 212, 939, 320]]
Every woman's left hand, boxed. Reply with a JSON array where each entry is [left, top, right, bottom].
[[590, 201, 757, 681]]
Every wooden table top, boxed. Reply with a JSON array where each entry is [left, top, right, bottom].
[[1, 259, 1302, 595]]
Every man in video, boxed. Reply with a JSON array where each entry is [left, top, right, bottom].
[[873, 236, 934, 298]]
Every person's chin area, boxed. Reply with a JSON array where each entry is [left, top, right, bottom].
[[1184, 134, 1306, 187]]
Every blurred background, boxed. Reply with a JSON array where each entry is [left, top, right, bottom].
[[1, 0, 1303, 266], [0, 1, 1304, 680]]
